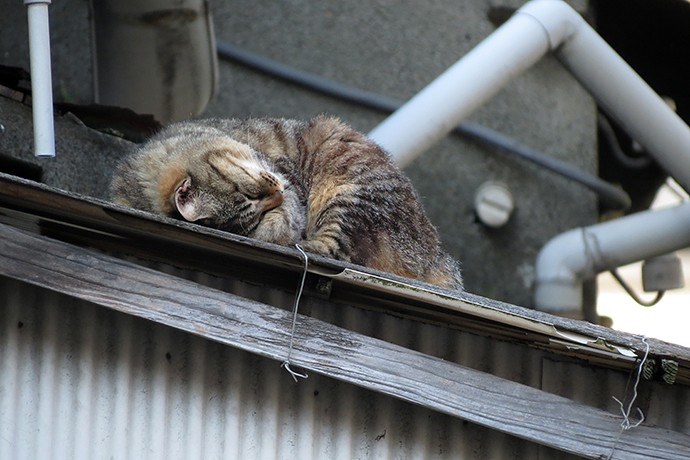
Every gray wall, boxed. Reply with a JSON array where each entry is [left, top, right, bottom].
[[0, 0, 597, 309]]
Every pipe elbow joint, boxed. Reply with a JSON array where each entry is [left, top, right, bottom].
[[517, 0, 583, 50], [534, 228, 589, 313], [533, 277, 583, 313]]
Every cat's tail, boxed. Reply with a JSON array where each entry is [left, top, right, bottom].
[[425, 252, 464, 291]]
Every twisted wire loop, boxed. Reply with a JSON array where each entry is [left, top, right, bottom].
[[281, 244, 309, 382], [606, 336, 650, 460]]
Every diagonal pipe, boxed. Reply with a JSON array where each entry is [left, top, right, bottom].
[[368, 0, 690, 312], [369, 0, 690, 192]]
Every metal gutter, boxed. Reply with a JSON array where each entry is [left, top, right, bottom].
[[0, 172, 689, 379]]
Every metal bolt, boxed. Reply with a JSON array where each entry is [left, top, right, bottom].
[[474, 181, 514, 228]]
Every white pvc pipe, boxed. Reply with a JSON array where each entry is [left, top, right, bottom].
[[521, 0, 690, 194], [534, 203, 690, 312], [366, 0, 690, 312], [368, 12, 551, 166], [25, 0, 56, 158], [369, 1, 690, 194]]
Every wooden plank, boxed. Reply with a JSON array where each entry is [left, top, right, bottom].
[[1, 223, 688, 459], [2, 171, 690, 372]]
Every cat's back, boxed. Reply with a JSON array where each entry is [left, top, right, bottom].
[[197, 117, 308, 164]]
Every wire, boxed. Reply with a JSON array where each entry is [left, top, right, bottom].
[[281, 244, 309, 382], [216, 40, 632, 212], [610, 269, 665, 307], [454, 121, 631, 211], [598, 114, 652, 170], [606, 336, 649, 460]]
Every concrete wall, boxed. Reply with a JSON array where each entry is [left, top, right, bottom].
[[0, 0, 597, 309]]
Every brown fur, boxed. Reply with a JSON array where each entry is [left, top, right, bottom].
[[110, 115, 462, 289]]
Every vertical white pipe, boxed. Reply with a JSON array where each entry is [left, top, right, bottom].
[[368, 13, 551, 166], [25, 0, 56, 158]]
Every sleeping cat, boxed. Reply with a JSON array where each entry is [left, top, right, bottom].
[[110, 115, 462, 289]]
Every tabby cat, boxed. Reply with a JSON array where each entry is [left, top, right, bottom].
[[110, 115, 462, 289]]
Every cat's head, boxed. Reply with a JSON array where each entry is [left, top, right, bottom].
[[160, 138, 286, 235]]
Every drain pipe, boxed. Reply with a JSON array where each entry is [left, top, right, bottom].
[[368, 0, 690, 193], [368, 4, 551, 167], [24, 0, 56, 157], [534, 203, 690, 312], [524, 0, 690, 193]]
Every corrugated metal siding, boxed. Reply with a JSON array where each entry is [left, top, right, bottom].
[[5, 269, 688, 459], [0, 276, 582, 460]]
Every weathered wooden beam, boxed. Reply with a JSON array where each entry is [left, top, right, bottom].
[[1, 223, 688, 459], [2, 171, 690, 373]]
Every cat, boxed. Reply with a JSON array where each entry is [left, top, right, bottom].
[[110, 115, 463, 289]]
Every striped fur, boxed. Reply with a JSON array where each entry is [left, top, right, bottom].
[[111, 115, 462, 289]]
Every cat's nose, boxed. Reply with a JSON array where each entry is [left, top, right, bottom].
[[260, 189, 284, 212]]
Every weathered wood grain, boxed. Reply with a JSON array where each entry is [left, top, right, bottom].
[[1, 223, 688, 459], [2, 171, 690, 371]]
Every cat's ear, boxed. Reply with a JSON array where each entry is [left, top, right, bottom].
[[174, 177, 211, 222]]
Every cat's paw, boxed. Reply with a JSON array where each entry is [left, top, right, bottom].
[[296, 239, 328, 255], [252, 209, 301, 244], [296, 239, 350, 262]]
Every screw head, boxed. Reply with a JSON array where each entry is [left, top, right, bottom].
[[474, 181, 514, 228]]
